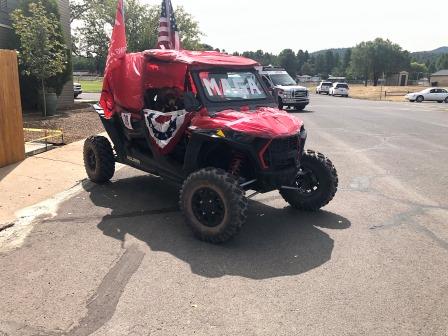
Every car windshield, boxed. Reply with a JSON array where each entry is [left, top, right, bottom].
[[322, 82, 332, 86], [269, 73, 297, 86], [199, 71, 267, 102], [336, 84, 349, 89]]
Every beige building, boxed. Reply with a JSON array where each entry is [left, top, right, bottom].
[[0, 0, 73, 109], [430, 70, 448, 87]]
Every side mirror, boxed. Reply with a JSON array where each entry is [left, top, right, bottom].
[[184, 92, 202, 112]]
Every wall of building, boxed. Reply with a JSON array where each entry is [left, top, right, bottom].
[[0, 0, 17, 49], [430, 76, 448, 87], [56, 0, 73, 109], [0, 0, 73, 109]]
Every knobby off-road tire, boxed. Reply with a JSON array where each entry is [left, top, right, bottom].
[[280, 150, 338, 211], [180, 168, 248, 243], [83, 136, 115, 183]]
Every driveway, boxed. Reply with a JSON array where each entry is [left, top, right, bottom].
[[75, 92, 101, 103], [1, 95, 447, 335]]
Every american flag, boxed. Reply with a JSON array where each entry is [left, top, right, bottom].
[[156, 0, 181, 50]]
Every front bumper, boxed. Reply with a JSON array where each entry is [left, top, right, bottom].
[[282, 98, 309, 105]]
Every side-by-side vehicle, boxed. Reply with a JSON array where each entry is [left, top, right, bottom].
[[84, 50, 338, 243]]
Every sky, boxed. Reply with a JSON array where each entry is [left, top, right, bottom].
[[142, 0, 447, 54]]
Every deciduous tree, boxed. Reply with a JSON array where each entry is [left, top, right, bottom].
[[11, 1, 67, 115]]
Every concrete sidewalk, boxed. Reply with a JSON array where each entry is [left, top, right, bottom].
[[0, 138, 89, 229]]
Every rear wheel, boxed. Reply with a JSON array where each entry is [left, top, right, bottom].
[[83, 136, 115, 183], [180, 168, 248, 243], [416, 95, 424, 103], [280, 150, 338, 211], [445, 97, 448, 103]]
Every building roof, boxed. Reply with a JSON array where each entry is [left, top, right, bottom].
[[431, 70, 448, 76]]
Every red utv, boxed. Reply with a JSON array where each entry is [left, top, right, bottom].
[[84, 50, 338, 243]]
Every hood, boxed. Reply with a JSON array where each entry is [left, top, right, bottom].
[[190, 107, 303, 138], [275, 85, 308, 91]]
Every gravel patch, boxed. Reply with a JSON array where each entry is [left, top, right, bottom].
[[23, 107, 104, 144]]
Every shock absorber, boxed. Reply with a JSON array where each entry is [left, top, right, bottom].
[[229, 152, 245, 177]]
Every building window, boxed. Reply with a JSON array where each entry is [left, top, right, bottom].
[[0, 0, 7, 12]]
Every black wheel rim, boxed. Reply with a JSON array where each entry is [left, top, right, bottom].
[[86, 149, 97, 171], [191, 187, 225, 227], [295, 168, 319, 196]]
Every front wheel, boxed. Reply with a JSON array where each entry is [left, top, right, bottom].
[[294, 104, 306, 111], [278, 98, 284, 110], [445, 97, 448, 103], [416, 95, 424, 103], [180, 168, 248, 243], [280, 150, 338, 211]]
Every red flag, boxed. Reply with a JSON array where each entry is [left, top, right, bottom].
[[100, 0, 127, 118], [156, 0, 181, 50]]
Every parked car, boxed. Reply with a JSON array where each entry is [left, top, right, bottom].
[[74, 82, 83, 98], [258, 66, 309, 111], [316, 81, 333, 95], [329, 83, 349, 97], [405, 88, 448, 103]]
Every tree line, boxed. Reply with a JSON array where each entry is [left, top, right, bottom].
[[234, 39, 448, 86]]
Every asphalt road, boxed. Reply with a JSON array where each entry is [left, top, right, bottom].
[[1, 95, 448, 336]]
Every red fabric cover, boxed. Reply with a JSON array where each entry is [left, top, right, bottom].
[[143, 49, 259, 68], [190, 107, 303, 138], [101, 49, 259, 118], [113, 53, 146, 113], [144, 62, 187, 90]]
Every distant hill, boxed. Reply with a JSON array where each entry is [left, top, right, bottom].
[[411, 46, 448, 63]]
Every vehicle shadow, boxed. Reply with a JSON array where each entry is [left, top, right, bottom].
[[87, 174, 350, 279], [288, 108, 314, 114]]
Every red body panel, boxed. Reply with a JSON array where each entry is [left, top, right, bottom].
[[191, 107, 303, 138]]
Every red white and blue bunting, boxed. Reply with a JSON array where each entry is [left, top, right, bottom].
[[143, 109, 193, 154]]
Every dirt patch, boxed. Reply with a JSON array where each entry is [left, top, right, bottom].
[[23, 107, 103, 144]]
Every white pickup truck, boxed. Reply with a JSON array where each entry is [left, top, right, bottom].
[[257, 66, 309, 111]]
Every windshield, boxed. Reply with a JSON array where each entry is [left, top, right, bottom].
[[336, 84, 349, 89], [199, 71, 267, 102], [269, 73, 297, 86], [322, 82, 332, 86]]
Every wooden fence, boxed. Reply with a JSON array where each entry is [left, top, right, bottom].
[[0, 50, 24, 168]]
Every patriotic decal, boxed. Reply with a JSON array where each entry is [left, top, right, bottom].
[[156, 0, 182, 50], [143, 109, 192, 154]]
